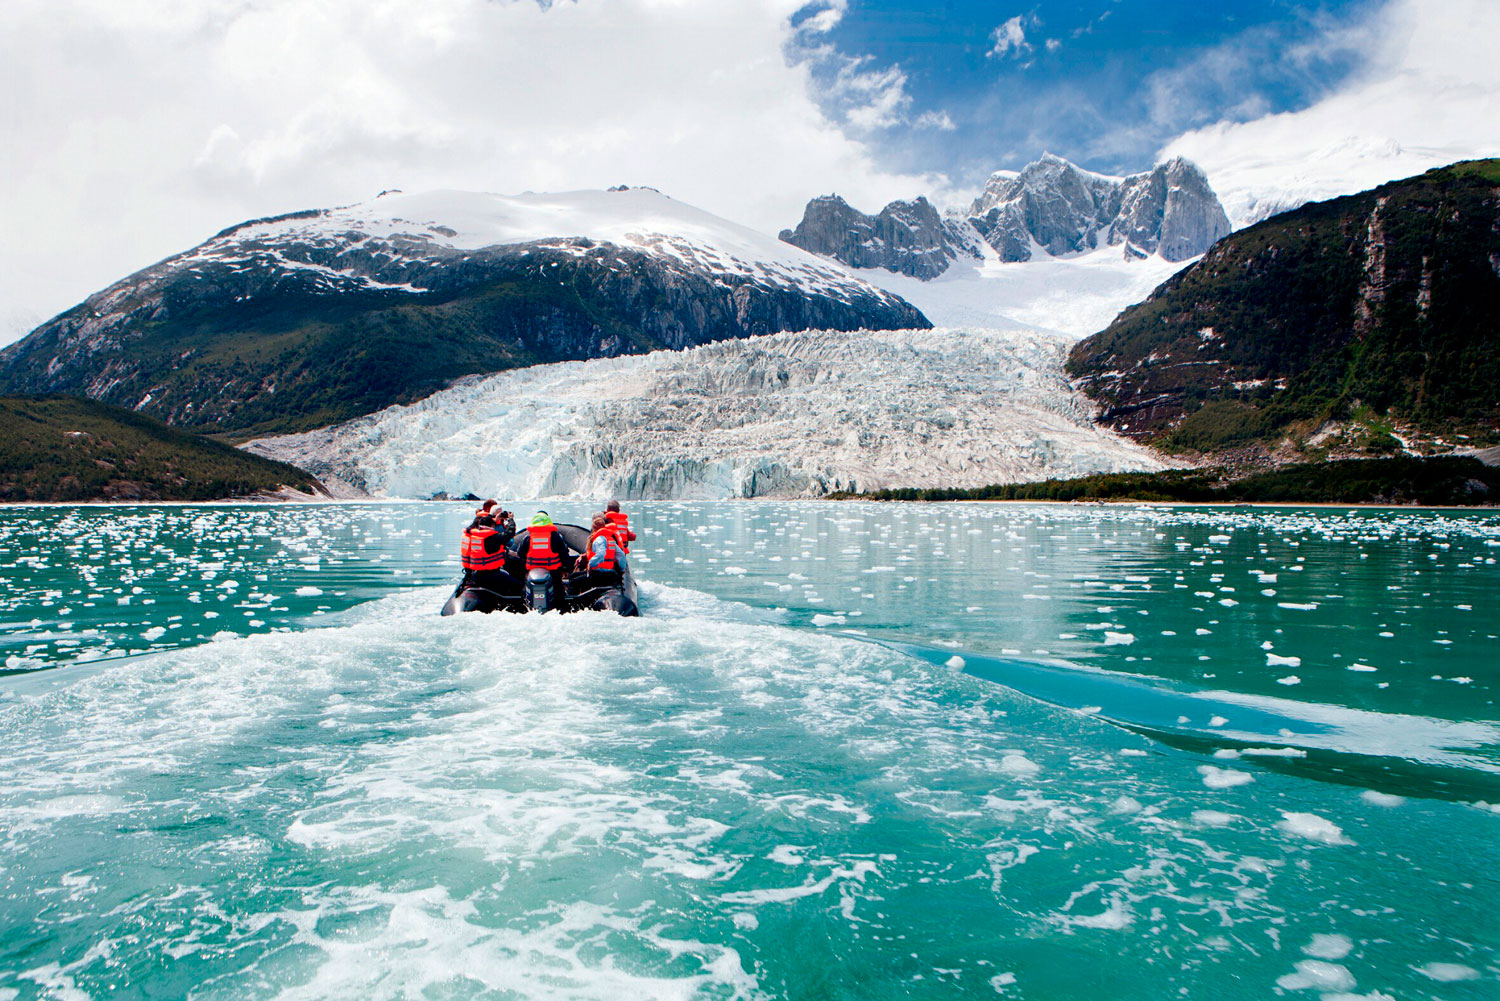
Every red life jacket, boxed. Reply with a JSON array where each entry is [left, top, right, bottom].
[[461, 525, 506, 572], [605, 511, 634, 551], [525, 525, 562, 571], [586, 528, 621, 572]]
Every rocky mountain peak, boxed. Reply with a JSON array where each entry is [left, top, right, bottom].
[[782, 153, 1233, 280], [777, 193, 980, 280]]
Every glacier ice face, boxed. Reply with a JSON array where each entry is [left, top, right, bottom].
[[247, 326, 1173, 500]]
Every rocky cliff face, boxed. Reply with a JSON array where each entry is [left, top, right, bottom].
[[782, 153, 1232, 279], [969, 154, 1232, 263], [776, 195, 981, 280], [0, 188, 928, 436], [1067, 159, 1500, 454]]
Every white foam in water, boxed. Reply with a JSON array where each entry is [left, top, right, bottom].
[[999, 753, 1041, 778]]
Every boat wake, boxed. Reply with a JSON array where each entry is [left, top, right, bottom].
[[2, 581, 1494, 999]]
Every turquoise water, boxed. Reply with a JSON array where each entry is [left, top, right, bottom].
[[1, 501, 1497, 999]]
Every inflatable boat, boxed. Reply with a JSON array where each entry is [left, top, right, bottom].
[[440, 522, 639, 617]]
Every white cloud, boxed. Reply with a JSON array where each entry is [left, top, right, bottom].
[[795, 0, 848, 35], [0, 0, 937, 344], [831, 59, 914, 130], [1161, 0, 1500, 226], [914, 109, 958, 132], [988, 15, 1031, 61]]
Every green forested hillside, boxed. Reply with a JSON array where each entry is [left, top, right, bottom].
[[0, 395, 323, 501], [1068, 160, 1500, 456], [854, 456, 1499, 506]]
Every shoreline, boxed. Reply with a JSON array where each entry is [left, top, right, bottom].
[[1, 496, 1496, 513]]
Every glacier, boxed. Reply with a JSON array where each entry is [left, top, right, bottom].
[[247, 326, 1172, 501]]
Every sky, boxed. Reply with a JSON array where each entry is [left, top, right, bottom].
[[2, 0, 1498, 346]]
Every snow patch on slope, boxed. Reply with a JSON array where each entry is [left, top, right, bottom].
[[246, 326, 1171, 500], [209, 187, 898, 304], [845, 246, 1189, 338]]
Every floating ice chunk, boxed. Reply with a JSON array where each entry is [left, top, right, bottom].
[[1277, 811, 1353, 845], [1103, 631, 1135, 646], [721, 566, 748, 576], [1277, 675, 1301, 686], [1218, 598, 1238, 607], [1276, 960, 1355, 992], [1267, 653, 1301, 667], [1415, 963, 1479, 982], [732, 912, 759, 930], [1303, 934, 1354, 960], [141, 626, 166, 641], [1278, 602, 1318, 610], [810, 614, 845, 627], [1359, 790, 1405, 807], [1347, 663, 1377, 672], [999, 753, 1040, 778], [1208, 534, 1231, 544], [1241, 747, 1306, 758], [294, 586, 324, 597], [1197, 765, 1253, 789], [1193, 809, 1236, 827], [945, 655, 966, 670], [1208, 715, 1228, 727], [1196, 628, 1212, 636], [990, 972, 1017, 991]]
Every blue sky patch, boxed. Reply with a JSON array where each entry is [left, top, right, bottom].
[[793, 0, 1377, 188]]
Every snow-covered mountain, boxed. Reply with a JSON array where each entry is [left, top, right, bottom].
[[0, 187, 926, 434], [967, 154, 1231, 262], [245, 325, 1173, 500], [1166, 136, 1500, 228], [780, 153, 1230, 281]]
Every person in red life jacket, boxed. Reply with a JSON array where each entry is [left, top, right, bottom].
[[575, 512, 627, 588], [604, 499, 635, 553], [459, 500, 516, 591], [525, 511, 571, 610]]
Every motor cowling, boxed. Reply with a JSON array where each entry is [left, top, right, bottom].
[[525, 568, 555, 613]]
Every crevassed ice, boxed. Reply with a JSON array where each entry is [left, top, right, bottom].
[[247, 326, 1171, 500]]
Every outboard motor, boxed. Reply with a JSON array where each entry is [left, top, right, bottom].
[[525, 569, 556, 613]]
